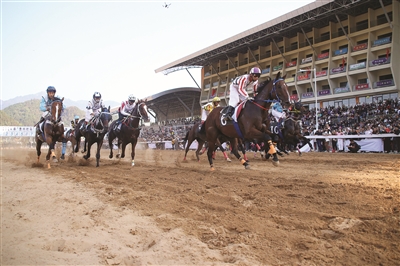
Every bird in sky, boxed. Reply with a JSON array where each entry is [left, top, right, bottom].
[[162, 2, 171, 8]]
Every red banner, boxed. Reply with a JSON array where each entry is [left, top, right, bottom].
[[353, 43, 367, 51]]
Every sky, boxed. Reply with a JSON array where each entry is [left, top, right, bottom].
[[1, 0, 315, 102]]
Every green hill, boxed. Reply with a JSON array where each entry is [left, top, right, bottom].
[[0, 99, 85, 127]]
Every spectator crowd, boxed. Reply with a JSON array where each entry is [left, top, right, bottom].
[[138, 98, 400, 153]]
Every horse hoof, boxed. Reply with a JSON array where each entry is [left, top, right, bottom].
[[272, 160, 280, 167], [116, 154, 121, 159], [226, 158, 231, 162], [210, 167, 215, 171], [109, 155, 113, 159], [245, 164, 251, 169], [131, 163, 135, 167], [60, 154, 65, 160]]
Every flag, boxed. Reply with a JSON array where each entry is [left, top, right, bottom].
[[342, 57, 346, 69], [386, 48, 390, 59]]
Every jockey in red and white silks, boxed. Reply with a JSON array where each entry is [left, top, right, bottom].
[[224, 67, 261, 120], [228, 73, 258, 107]]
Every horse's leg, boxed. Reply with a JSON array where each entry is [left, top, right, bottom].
[[183, 133, 195, 160], [83, 140, 92, 160], [121, 140, 127, 158], [130, 140, 137, 166], [195, 140, 205, 162], [74, 133, 81, 153], [116, 139, 122, 158], [206, 141, 217, 170], [228, 138, 250, 169], [108, 131, 115, 159], [95, 140, 103, 167], [36, 140, 42, 164], [218, 142, 231, 162]]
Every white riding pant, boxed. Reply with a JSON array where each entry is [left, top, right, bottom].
[[228, 86, 246, 107], [271, 109, 286, 121]]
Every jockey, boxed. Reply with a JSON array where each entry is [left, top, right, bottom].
[[201, 96, 221, 123], [115, 94, 137, 132], [81, 92, 106, 132], [269, 102, 286, 127], [223, 67, 261, 120], [36, 86, 64, 126], [71, 115, 80, 130]]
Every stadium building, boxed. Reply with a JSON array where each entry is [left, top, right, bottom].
[[155, 0, 398, 113]]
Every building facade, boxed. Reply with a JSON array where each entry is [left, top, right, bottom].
[[156, 0, 399, 110]]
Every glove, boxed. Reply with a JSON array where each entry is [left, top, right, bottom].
[[247, 97, 254, 101]]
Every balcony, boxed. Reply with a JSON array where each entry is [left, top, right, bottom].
[[374, 79, 394, 89]]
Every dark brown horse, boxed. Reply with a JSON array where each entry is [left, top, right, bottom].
[[108, 99, 149, 166], [182, 122, 231, 162], [75, 106, 112, 167], [279, 101, 313, 155], [35, 99, 65, 168], [203, 72, 291, 170], [61, 128, 77, 160]]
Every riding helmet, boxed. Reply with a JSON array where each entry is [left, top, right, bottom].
[[93, 92, 101, 102], [128, 94, 136, 102], [250, 67, 261, 75], [47, 86, 56, 93], [212, 97, 221, 102]]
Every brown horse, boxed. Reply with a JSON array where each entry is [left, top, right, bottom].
[[35, 99, 65, 168], [182, 122, 231, 162], [108, 99, 149, 166], [203, 72, 291, 170], [61, 128, 77, 160]]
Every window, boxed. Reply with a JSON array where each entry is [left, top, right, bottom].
[[306, 87, 313, 93], [321, 32, 330, 42], [322, 84, 330, 90], [321, 49, 329, 54], [338, 26, 348, 37], [377, 12, 392, 25], [357, 39, 368, 44], [358, 78, 368, 84], [339, 44, 348, 50], [357, 58, 367, 63], [339, 82, 348, 88], [377, 33, 392, 40], [356, 20, 368, 31], [379, 74, 393, 80]]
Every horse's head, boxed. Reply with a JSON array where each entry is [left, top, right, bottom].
[[49, 99, 64, 123], [132, 99, 149, 122], [271, 72, 291, 108], [96, 106, 112, 132]]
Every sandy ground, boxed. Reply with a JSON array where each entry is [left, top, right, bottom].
[[1, 145, 399, 265]]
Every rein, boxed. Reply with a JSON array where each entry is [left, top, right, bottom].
[[91, 111, 110, 135]]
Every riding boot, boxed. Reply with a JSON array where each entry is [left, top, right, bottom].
[[224, 106, 235, 121], [115, 122, 122, 133]]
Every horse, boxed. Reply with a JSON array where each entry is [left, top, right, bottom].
[[108, 99, 149, 166], [182, 122, 231, 162], [203, 71, 291, 170], [280, 101, 313, 155], [35, 99, 65, 168], [75, 106, 112, 167], [60, 127, 77, 160]]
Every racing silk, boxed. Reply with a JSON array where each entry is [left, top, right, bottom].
[[87, 99, 105, 115], [201, 102, 218, 121], [119, 100, 136, 116], [85, 99, 105, 122], [39, 95, 64, 112], [272, 102, 283, 113], [232, 74, 258, 98]]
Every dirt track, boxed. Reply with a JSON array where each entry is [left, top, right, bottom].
[[2, 146, 400, 265]]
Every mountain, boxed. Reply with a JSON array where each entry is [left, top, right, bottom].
[[0, 92, 119, 111], [0, 99, 87, 127]]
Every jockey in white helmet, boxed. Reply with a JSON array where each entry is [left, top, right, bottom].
[[223, 67, 261, 120], [115, 94, 137, 132]]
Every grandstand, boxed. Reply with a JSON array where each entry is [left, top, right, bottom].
[[156, 0, 398, 112]]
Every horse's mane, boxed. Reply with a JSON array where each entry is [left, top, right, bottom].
[[256, 77, 272, 94]]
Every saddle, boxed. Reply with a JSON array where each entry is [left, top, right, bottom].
[[221, 101, 246, 123]]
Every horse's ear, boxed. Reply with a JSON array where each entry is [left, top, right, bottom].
[[276, 71, 281, 80], [108, 106, 110, 112], [282, 73, 287, 79], [61, 97, 64, 101]]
